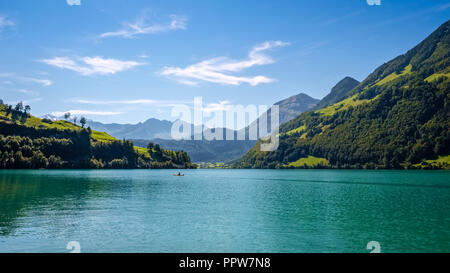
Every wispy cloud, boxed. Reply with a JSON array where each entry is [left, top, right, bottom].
[[17, 89, 39, 96], [160, 40, 289, 86], [0, 15, 14, 31], [39, 56, 145, 76], [51, 110, 122, 117], [202, 100, 234, 113], [66, 0, 81, 6], [71, 98, 192, 107], [26, 77, 52, 87], [0, 73, 52, 87], [100, 15, 187, 39], [71, 98, 235, 113]]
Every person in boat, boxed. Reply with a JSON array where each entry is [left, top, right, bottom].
[[178, 172, 181, 176]]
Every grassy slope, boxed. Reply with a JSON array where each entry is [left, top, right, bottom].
[[0, 104, 149, 158], [316, 64, 412, 117], [283, 156, 329, 168], [284, 125, 306, 136], [425, 72, 450, 82], [317, 94, 377, 116], [412, 155, 450, 168]]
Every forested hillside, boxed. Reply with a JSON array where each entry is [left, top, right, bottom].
[[236, 20, 450, 170], [0, 102, 196, 169]]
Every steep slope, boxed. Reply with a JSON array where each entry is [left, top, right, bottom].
[[237, 20, 450, 170], [312, 77, 360, 110]]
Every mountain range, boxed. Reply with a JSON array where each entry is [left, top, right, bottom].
[[236, 20, 450, 169], [78, 92, 322, 162], [86, 118, 174, 140]]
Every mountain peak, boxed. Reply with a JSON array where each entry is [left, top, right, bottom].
[[312, 76, 360, 110], [340, 76, 359, 83], [272, 92, 320, 124], [275, 92, 317, 106]]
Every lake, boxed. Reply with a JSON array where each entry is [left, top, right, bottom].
[[0, 169, 449, 253]]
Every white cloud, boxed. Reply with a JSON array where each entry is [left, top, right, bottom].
[[26, 77, 52, 87], [0, 73, 52, 87], [100, 15, 187, 39], [71, 98, 191, 106], [202, 100, 234, 113], [51, 110, 122, 117], [67, 0, 81, 6], [0, 16, 14, 28], [17, 89, 39, 96], [160, 40, 289, 86], [39, 56, 145, 76], [0, 16, 15, 37]]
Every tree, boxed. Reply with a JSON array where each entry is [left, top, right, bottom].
[[80, 117, 87, 128], [73, 116, 78, 125], [64, 112, 71, 120], [15, 101, 24, 112], [24, 105, 31, 114], [147, 142, 154, 150]]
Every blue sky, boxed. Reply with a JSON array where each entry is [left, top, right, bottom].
[[0, 0, 449, 124]]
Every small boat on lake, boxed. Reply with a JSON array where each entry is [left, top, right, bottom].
[[174, 172, 184, 176]]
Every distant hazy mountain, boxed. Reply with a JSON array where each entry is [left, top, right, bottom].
[[86, 118, 174, 140], [312, 77, 360, 110], [240, 92, 319, 139], [80, 92, 319, 163], [133, 138, 257, 163], [275, 92, 320, 124], [151, 92, 319, 162]]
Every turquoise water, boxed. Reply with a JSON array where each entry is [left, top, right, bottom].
[[0, 169, 449, 253]]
